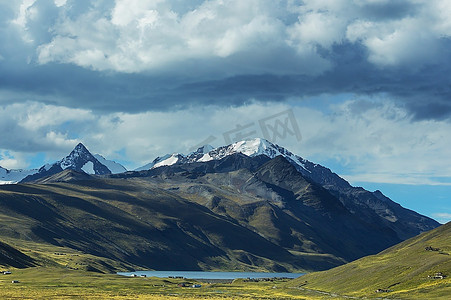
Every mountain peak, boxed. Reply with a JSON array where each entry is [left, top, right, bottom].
[[20, 144, 118, 182], [75, 142, 87, 149], [228, 138, 273, 156], [52, 143, 111, 176], [71, 143, 90, 154], [136, 138, 302, 171], [61, 143, 95, 170], [192, 138, 304, 170]]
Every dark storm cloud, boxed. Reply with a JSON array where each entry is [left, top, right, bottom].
[[4, 42, 449, 121], [1, 0, 450, 120], [358, 0, 419, 21]]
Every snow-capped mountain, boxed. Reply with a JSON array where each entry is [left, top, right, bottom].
[[136, 139, 307, 171], [135, 153, 184, 171], [56, 143, 111, 175], [1, 144, 128, 184], [137, 138, 347, 195], [134, 138, 437, 237], [191, 138, 309, 170], [0, 166, 38, 185], [135, 145, 214, 171], [1, 138, 439, 244], [20, 143, 127, 183], [187, 138, 350, 189]]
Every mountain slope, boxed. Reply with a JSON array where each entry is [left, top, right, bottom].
[[136, 138, 438, 241], [1, 154, 405, 273], [287, 222, 451, 299], [0, 240, 36, 269], [252, 156, 401, 260], [111, 154, 414, 268], [0, 175, 307, 272], [209, 139, 439, 239], [28, 169, 94, 184], [93, 154, 127, 174]]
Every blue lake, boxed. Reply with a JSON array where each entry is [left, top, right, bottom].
[[117, 271, 305, 280]]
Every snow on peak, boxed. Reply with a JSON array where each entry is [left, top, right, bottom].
[[60, 143, 92, 170], [229, 138, 274, 156], [196, 138, 281, 162], [94, 154, 127, 174], [74, 142, 88, 152], [153, 153, 182, 168], [136, 138, 309, 172], [50, 143, 111, 175], [192, 138, 310, 172], [135, 153, 183, 171]]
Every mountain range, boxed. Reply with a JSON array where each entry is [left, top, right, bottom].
[[0, 144, 126, 184], [10, 138, 439, 239], [0, 138, 440, 272]]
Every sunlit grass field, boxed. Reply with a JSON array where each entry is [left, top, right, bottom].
[[0, 267, 327, 300]]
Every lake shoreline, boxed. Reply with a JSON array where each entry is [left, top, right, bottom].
[[117, 270, 306, 280]]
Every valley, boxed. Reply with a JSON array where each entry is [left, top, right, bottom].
[[0, 139, 447, 299]]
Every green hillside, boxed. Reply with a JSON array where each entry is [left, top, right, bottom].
[[0, 175, 308, 273], [287, 222, 451, 299]]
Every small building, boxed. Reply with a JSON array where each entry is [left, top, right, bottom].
[[11, 280, 20, 284], [425, 246, 440, 251], [3, 271, 11, 275], [192, 284, 201, 288], [140, 274, 147, 278], [429, 272, 446, 279]]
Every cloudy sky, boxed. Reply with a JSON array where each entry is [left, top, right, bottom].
[[1, 0, 450, 223]]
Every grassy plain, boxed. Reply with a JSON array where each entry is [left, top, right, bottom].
[[0, 267, 326, 300]]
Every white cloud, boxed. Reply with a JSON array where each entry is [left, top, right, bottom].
[[12, 0, 37, 28], [0, 150, 29, 169], [288, 11, 347, 49], [291, 98, 451, 186], [80, 102, 296, 168], [53, 0, 67, 8], [111, 0, 165, 27], [33, 0, 314, 73], [0, 98, 450, 187], [0, 102, 94, 162], [17, 102, 94, 131], [432, 213, 451, 224], [426, 0, 451, 36], [8, 0, 447, 74], [357, 18, 439, 67]]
